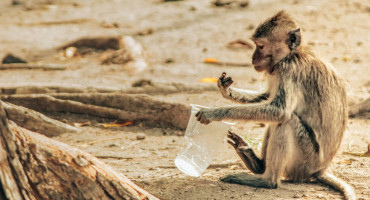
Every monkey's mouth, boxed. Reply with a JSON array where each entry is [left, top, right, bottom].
[[254, 65, 264, 71]]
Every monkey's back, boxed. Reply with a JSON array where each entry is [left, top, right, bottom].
[[293, 50, 348, 166]]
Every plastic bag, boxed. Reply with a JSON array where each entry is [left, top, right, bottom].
[[175, 104, 235, 177]]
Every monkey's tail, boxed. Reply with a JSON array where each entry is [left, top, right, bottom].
[[317, 171, 356, 200]]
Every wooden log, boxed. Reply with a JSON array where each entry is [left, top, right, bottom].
[[349, 97, 370, 118], [2, 102, 79, 137], [2, 93, 191, 129], [0, 101, 159, 200], [0, 81, 217, 95], [0, 63, 66, 70]]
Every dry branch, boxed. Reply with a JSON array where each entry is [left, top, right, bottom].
[[157, 162, 243, 169], [0, 84, 118, 95], [0, 102, 159, 200], [59, 36, 121, 51], [127, 80, 217, 95], [2, 102, 79, 137], [0, 63, 66, 70], [2, 93, 191, 129]]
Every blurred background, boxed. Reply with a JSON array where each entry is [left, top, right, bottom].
[[0, 0, 368, 199]]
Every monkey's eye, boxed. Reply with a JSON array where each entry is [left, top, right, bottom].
[[258, 45, 264, 50]]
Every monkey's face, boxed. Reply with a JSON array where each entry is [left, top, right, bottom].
[[251, 38, 290, 73]]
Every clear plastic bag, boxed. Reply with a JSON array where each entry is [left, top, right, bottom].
[[175, 104, 235, 177]]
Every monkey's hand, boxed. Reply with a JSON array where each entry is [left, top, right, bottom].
[[227, 130, 249, 150], [218, 72, 233, 98], [195, 108, 220, 125]]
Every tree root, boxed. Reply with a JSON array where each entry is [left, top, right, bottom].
[[2, 93, 191, 130], [0, 102, 159, 200], [2, 102, 79, 137]]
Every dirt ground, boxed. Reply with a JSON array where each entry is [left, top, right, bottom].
[[0, 0, 369, 199]]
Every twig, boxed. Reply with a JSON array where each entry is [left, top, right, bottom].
[[157, 162, 243, 169], [204, 58, 251, 67], [342, 151, 370, 157], [0, 63, 66, 70], [95, 155, 134, 160]]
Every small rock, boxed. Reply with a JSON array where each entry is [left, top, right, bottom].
[[136, 28, 154, 36], [165, 58, 174, 63], [108, 143, 119, 147], [293, 193, 300, 198], [64, 46, 79, 58], [73, 155, 89, 167], [247, 24, 254, 30], [2, 53, 27, 64], [12, 0, 22, 6], [189, 6, 197, 11], [175, 130, 184, 136], [229, 165, 239, 170], [136, 133, 146, 140], [239, 1, 249, 8]]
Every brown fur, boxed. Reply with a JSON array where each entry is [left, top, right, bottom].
[[196, 11, 355, 200]]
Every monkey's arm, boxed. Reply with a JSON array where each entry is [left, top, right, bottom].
[[218, 72, 269, 104], [196, 104, 285, 124], [196, 83, 297, 124], [224, 87, 269, 104]]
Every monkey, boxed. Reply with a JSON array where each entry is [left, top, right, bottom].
[[195, 10, 355, 200]]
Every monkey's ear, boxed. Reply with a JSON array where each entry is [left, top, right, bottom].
[[287, 28, 301, 50]]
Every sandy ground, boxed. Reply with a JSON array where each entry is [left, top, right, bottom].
[[0, 0, 369, 199]]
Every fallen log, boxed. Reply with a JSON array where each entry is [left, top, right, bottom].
[[0, 102, 159, 200], [2, 93, 191, 129], [349, 97, 370, 119], [2, 102, 79, 137], [0, 63, 66, 70], [0, 81, 217, 95]]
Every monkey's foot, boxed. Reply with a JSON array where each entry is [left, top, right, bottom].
[[227, 130, 249, 149], [220, 173, 277, 188]]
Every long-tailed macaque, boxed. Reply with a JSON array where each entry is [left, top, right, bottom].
[[195, 10, 355, 200]]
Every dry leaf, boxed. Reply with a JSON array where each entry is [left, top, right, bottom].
[[204, 58, 220, 63], [73, 121, 91, 127], [342, 56, 351, 62], [342, 151, 370, 157], [199, 77, 218, 83], [336, 160, 352, 165], [227, 39, 254, 49], [101, 121, 133, 128]]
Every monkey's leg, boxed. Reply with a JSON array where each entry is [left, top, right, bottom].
[[222, 124, 292, 188], [227, 130, 265, 174], [220, 172, 276, 188]]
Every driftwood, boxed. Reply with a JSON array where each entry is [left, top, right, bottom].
[[59, 36, 122, 51], [0, 102, 158, 200], [0, 63, 66, 70], [2, 102, 79, 137], [2, 93, 191, 130], [127, 79, 217, 95], [0, 81, 217, 95], [349, 97, 370, 119]]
